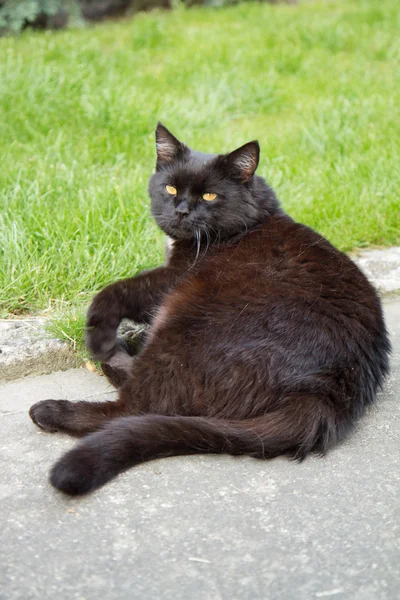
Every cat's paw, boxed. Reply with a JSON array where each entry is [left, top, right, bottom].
[[86, 299, 119, 362], [29, 399, 73, 432], [85, 322, 118, 362]]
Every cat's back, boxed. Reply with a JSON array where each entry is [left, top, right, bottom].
[[194, 214, 377, 312]]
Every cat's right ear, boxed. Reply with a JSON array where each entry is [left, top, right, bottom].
[[155, 123, 188, 169]]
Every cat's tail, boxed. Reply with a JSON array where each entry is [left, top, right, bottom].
[[50, 394, 350, 495]]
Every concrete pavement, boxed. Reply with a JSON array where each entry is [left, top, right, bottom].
[[0, 300, 399, 600]]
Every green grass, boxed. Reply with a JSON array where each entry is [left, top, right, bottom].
[[1, 0, 400, 355]]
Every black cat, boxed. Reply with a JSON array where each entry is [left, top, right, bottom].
[[29, 123, 391, 495]]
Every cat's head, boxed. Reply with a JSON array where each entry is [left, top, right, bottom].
[[148, 123, 279, 241]]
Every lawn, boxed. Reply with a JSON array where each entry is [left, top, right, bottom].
[[0, 0, 399, 354]]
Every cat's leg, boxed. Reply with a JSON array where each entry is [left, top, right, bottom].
[[29, 328, 151, 434], [86, 266, 180, 362], [29, 394, 132, 436], [29, 360, 149, 436], [48, 393, 350, 495]]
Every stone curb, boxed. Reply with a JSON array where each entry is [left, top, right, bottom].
[[1, 247, 399, 382], [0, 318, 77, 382]]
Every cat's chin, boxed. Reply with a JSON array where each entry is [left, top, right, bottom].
[[165, 230, 196, 241], [157, 221, 197, 241]]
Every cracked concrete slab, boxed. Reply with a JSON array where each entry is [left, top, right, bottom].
[[0, 300, 399, 600]]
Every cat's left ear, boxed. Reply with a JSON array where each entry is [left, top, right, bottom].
[[225, 141, 260, 183], [155, 122, 189, 169]]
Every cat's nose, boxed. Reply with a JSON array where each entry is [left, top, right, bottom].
[[175, 200, 189, 216]]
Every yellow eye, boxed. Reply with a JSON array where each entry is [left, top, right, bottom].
[[202, 193, 217, 202], [166, 185, 177, 195]]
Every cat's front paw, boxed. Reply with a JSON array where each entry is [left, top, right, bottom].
[[86, 321, 119, 362], [86, 297, 120, 362], [29, 399, 73, 432]]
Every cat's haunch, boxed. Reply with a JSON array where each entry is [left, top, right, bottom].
[[30, 123, 391, 495]]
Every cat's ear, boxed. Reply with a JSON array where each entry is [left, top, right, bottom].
[[155, 123, 188, 169], [225, 141, 260, 182]]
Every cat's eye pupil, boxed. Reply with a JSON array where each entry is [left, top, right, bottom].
[[166, 185, 177, 195], [203, 193, 217, 202]]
